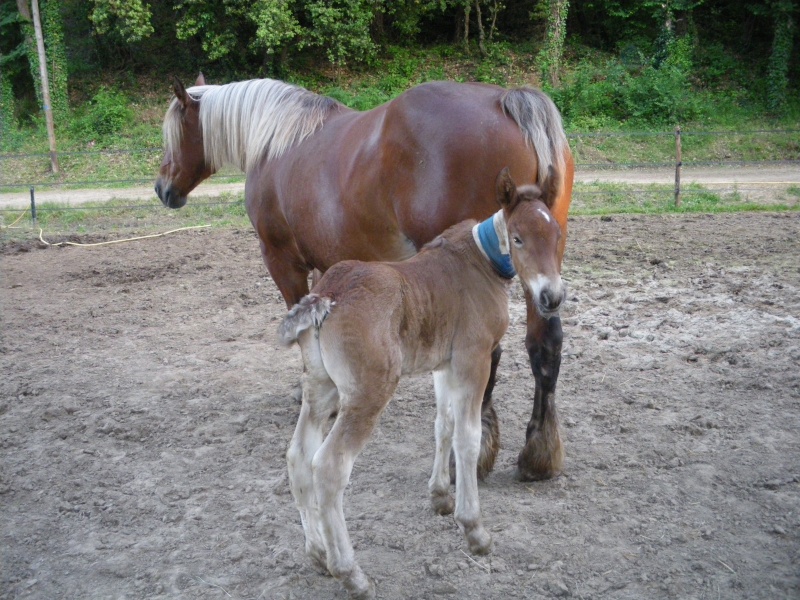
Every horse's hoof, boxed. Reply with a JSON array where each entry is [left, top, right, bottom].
[[516, 426, 564, 481], [430, 491, 455, 516], [515, 466, 561, 482]]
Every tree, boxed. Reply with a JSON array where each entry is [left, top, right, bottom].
[[18, 0, 68, 124], [89, 0, 154, 42], [537, 0, 569, 86], [765, 0, 797, 112], [304, 0, 379, 66]]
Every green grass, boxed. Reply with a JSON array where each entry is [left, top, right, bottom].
[[570, 182, 800, 216], [1, 192, 250, 243]]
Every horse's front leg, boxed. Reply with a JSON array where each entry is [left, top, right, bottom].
[[517, 288, 565, 481], [258, 238, 311, 308]]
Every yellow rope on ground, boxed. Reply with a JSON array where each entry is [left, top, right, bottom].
[[1, 211, 28, 229], [38, 224, 211, 247]]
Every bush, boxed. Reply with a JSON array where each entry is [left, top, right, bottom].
[[72, 86, 134, 140], [550, 37, 706, 129]]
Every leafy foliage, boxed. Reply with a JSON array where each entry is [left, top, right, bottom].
[[89, 0, 154, 42], [71, 87, 134, 141]]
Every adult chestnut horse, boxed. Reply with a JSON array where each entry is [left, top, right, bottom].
[[154, 74, 574, 482]]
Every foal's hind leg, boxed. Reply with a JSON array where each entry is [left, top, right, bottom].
[[286, 337, 339, 571], [517, 292, 565, 481], [313, 384, 396, 600]]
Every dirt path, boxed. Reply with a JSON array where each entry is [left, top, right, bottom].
[[1, 212, 798, 599], [1, 164, 798, 209]]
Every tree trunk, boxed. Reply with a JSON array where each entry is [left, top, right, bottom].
[[767, 2, 796, 112], [539, 0, 569, 87], [475, 1, 487, 56], [463, 2, 471, 50], [30, 0, 59, 172]]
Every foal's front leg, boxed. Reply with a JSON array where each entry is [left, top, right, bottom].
[[517, 289, 565, 481], [433, 363, 493, 555]]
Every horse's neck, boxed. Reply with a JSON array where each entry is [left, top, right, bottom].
[[201, 79, 339, 173]]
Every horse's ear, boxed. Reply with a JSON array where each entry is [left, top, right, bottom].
[[195, 72, 206, 86], [172, 76, 192, 109], [496, 167, 519, 211]]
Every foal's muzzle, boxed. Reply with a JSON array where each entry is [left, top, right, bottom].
[[535, 281, 567, 318]]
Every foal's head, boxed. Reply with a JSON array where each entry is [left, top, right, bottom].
[[155, 73, 214, 209], [497, 168, 566, 318]]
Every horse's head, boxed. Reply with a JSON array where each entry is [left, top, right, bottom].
[[155, 73, 215, 209], [496, 167, 566, 318]]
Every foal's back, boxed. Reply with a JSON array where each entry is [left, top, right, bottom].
[[312, 222, 509, 378]]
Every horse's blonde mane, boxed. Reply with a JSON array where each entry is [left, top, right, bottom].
[[163, 79, 341, 172]]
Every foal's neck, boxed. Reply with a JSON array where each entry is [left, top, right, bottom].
[[472, 210, 515, 279]]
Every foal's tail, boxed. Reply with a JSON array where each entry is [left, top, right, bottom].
[[501, 88, 571, 209], [278, 294, 334, 346]]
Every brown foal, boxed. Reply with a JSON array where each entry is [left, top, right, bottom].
[[279, 169, 566, 599]]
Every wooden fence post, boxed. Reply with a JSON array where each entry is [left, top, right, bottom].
[[674, 126, 682, 207]]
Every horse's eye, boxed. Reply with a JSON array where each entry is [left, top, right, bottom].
[[512, 236, 523, 247]]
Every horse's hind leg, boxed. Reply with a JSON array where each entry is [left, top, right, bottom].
[[517, 294, 565, 481], [313, 384, 396, 599], [286, 336, 339, 571]]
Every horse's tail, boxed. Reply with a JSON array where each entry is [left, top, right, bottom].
[[500, 88, 571, 209], [278, 294, 335, 346]]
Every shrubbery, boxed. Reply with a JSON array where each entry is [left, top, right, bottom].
[[71, 86, 134, 141]]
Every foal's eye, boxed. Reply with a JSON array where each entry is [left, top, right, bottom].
[[512, 236, 523, 247]]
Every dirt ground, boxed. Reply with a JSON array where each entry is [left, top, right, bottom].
[[1, 212, 798, 599]]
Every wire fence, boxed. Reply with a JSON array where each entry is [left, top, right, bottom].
[[1, 129, 798, 231]]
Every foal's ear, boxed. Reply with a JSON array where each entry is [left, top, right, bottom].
[[194, 72, 206, 86], [172, 77, 192, 109], [496, 167, 520, 211]]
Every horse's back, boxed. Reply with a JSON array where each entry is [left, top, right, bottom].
[[377, 82, 544, 246]]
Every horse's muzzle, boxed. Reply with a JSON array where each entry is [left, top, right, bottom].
[[154, 180, 187, 209]]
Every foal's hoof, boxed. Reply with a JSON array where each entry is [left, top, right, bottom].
[[306, 546, 329, 575], [430, 491, 455, 516], [342, 571, 375, 600], [466, 526, 493, 556]]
